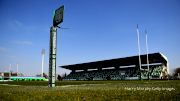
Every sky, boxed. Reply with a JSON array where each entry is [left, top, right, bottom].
[[0, 0, 180, 76]]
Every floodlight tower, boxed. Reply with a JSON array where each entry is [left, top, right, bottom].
[[9, 64, 11, 79], [48, 5, 64, 87], [41, 49, 45, 77], [16, 64, 19, 76]]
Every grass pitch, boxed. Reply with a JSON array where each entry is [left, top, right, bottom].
[[0, 80, 180, 101]]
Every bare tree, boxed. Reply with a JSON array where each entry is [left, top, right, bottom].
[[43, 73, 48, 79], [173, 67, 180, 79], [57, 75, 62, 81]]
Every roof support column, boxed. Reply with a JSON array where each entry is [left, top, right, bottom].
[[72, 70, 75, 73], [115, 66, 119, 70], [136, 65, 141, 80], [84, 69, 87, 72], [98, 67, 102, 71]]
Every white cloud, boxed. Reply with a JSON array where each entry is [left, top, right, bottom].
[[7, 19, 47, 35], [13, 20, 23, 27], [14, 41, 33, 45], [0, 47, 6, 52], [8, 20, 24, 31]]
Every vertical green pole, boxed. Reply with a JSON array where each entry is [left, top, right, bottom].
[[49, 26, 57, 87]]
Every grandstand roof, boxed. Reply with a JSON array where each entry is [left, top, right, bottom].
[[60, 52, 167, 70]]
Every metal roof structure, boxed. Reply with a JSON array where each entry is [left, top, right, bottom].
[[60, 52, 167, 71]]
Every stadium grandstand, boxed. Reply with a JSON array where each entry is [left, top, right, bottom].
[[60, 52, 169, 80]]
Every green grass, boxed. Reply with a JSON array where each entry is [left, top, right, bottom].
[[0, 80, 180, 101]]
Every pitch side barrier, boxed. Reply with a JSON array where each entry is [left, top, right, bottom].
[[9, 76, 48, 81], [0, 76, 3, 80]]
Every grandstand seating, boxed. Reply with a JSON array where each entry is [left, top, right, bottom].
[[151, 66, 163, 78], [64, 65, 164, 80], [64, 68, 136, 80]]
